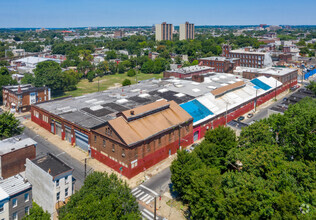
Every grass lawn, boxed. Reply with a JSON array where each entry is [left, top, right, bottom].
[[60, 72, 163, 98]]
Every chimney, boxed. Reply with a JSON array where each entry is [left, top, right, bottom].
[[18, 85, 22, 93], [48, 168, 51, 174], [130, 110, 135, 115]]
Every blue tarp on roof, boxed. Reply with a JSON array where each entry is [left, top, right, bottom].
[[251, 78, 272, 91], [180, 100, 213, 123]]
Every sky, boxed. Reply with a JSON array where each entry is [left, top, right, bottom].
[[0, 0, 315, 28]]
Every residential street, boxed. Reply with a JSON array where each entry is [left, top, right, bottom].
[[22, 126, 91, 190]]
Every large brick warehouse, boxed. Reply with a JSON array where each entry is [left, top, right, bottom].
[[31, 70, 297, 178]]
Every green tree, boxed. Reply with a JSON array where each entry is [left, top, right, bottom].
[[117, 62, 126, 74], [87, 71, 95, 82], [33, 61, 64, 93], [58, 172, 140, 220], [122, 79, 131, 86], [23, 202, 50, 220], [306, 81, 316, 95], [106, 50, 117, 60], [141, 60, 154, 73], [0, 112, 24, 140], [21, 73, 35, 85], [0, 67, 9, 75], [96, 61, 109, 76], [127, 69, 136, 77]]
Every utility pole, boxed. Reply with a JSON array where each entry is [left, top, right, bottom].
[[225, 102, 228, 125], [84, 158, 87, 179], [275, 78, 277, 100], [178, 125, 181, 150], [255, 89, 258, 112], [154, 197, 157, 220]]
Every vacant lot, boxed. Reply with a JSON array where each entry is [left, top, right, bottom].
[[59, 72, 163, 98]]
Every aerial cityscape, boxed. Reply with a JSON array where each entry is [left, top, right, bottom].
[[0, 0, 315, 220]]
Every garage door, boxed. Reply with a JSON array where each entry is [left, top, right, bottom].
[[55, 122, 62, 138], [75, 130, 89, 151], [65, 126, 72, 143], [193, 130, 199, 142]]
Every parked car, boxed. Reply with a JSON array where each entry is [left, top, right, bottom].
[[237, 116, 245, 121], [190, 143, 198, 151], [283, 97, 288, 102], [247, 113, 253, 118]]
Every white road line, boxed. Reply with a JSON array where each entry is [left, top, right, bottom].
[[134, 190, 143, 197], [136, 191, 145, 198], [143, 195, 153, 203], [143, 209, 154, 218], [140, 194, 150, 201], [131, 188, 138, 193], [140, 185, 159, 196], [141, 211, 153, 220], [146, 197, 154, 205], [132, 189, 141, 195]]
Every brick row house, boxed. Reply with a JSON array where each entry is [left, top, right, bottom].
[[2, 84, 50, 113]]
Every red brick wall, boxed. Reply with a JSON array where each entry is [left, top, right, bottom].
[[1, 145, 36, 179]]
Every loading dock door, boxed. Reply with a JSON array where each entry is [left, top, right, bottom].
[[75, 130, 89, 151], [65, 126, 72, 143], [193, 131, 199, 142], [55, 122, 62, 138], [51, 123, 54, 133]]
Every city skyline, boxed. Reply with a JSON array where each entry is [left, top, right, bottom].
[[0, 0, 315, 28]]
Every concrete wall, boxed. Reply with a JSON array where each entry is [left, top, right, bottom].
[[25, 159, 54, 216]]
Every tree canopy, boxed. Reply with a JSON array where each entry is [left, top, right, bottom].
[[0, 112, 24, 140], [23, 202, 50, 220], [58, 172, 140, 220], [171, 97, 316, 219]]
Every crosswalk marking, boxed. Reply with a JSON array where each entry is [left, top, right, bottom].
[[140, 194, 150, 201], [134, 190, 143, 197], [141, 211, 153, 220], [131, 187, 138, 193], [143, 209, 154, 218], [136, 191, 145, 198], [146, 197, 154, 205], [132, 189, 141, 195], [143, 195, 153, 203]]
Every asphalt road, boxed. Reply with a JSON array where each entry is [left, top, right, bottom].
[[143, 167, 172, 196], [22, 126, 91, 190]]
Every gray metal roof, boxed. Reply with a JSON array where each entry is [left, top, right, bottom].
[[35, 74, 247, 129], [0, 134, 37, 155], [0, 174, 31, 196]]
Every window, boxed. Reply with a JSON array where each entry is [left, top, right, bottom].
[[12, 198, 17, 208], [112, 144, 115, 152], [56, 179, 60, 187], [56, 192, 60, 201], [147, 144, 150, 152], [65, 188, 69, 197], [122, 149, 125, 157], [24, 193, 29, 202], [65, 176, 69, 184], [25, 206, 29, 214], [158, 137, 161, 145], [103, 139, 106, 147], [94, 135, 97, 143], [13, 212, 18, 220]]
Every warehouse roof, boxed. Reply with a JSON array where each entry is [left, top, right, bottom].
[[235, 66, 296, 76], [2, 84, 47, 95], [109, 100, 192, 146], [165, 65, 212, 74]]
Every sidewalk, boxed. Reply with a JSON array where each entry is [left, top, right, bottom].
[[22, 119, 181, 188]]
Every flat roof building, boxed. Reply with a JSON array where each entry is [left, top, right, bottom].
[[0, 174, 32, 220], [0, 135, 36, 179], [198, 56, 240, 73], [26, 153, 74, 216], [179, 22, 194, 40], [2, 84, 51, 113], [155, 22, 173, 41], [164, 65, 213, 78]]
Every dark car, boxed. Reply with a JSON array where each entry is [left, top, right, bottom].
[[247, 113, 253, 118], [237, 116, 245, 121]]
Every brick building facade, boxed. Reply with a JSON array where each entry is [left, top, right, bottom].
[[198, 57, 240, 73], [2, 84, 50, 113], [0, 135, 36, 179]]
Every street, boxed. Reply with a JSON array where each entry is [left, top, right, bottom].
[[22, 126, 91, 190]]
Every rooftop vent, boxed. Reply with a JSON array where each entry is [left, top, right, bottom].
[[130, 110, 135, 115]]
